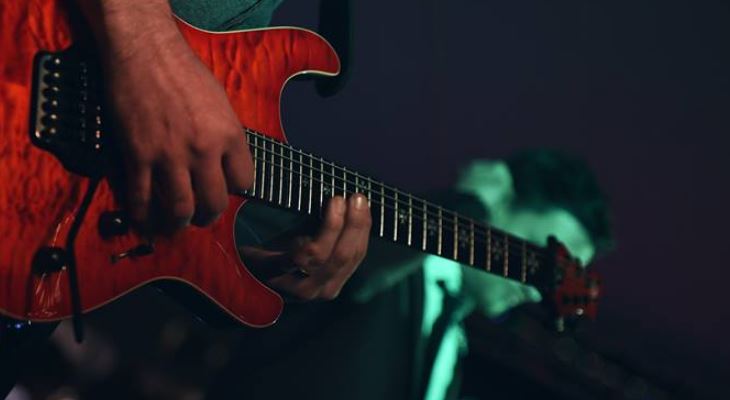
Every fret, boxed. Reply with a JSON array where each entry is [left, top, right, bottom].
[[502, 235, 509, 276], [503, 235, 509, 277], [330, 161, 335, 198], [407, 195, 413, 246], [393, 191, 399, 242], [437, 207, 443, 256], [251, 135, 258, 198], [422, 201, 428, 251], [379, 185, 385, 237], [453, 213, 459, 261], [367, 179, 372, 207], [277, 144, 284, 206], [259, 138, 267, 199], [286, 146, 293, 208], [297, 152, 303, 211], [267, 141, 275, 203], [308, 155, 313, 214], [486, 227, 492, 272], [343, 166, 348, 197], [354, 172, 359, 194], [319, 157, 324, 211], [521, 241, 527, 283], [469, 219, 475, 266]]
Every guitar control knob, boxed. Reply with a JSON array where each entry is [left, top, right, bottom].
[[32, 247, 68, 274], [98, 211, 129, 239]]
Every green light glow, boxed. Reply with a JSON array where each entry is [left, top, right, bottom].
[[423, 159, 597, 400]]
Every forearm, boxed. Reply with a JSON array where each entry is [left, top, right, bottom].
[[74, 0, 180, 60]]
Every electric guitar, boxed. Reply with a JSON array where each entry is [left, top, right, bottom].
[[0, 1, 600, 336]]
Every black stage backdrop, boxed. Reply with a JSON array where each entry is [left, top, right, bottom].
[[271, 0, 730, 396]]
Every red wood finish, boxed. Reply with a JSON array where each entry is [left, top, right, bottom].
[[0, 2, 340, 327]]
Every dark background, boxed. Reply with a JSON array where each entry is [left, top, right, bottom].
[[271, 0, 730, 396]]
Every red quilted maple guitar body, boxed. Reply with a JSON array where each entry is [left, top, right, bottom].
[[0, 1, 340, 326]]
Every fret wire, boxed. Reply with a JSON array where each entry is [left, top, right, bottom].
[[422, 201, 427, 251], [308, 155, 313, 215], [469, 219, 475, 266], [486, 227, 492, 272], [319, 157, 324, 211], [251, 135, 258, 197], [330, 162, 335, 198], [268, 141, 274, 203], [343, 166, 348, 197], [287, 146, 293, 208], [437, 207, 443, 256], [278, 144, 284, 206], [407, 195, 413, 246], [367, 179, 372, 207], [259, 138, 266, 199], [297, 152, 303, 211], [521, 241, 527, 283], [453, 213, 459, 261], [246, 141, 547, 259], [379, 185, 385, 237], [503, 235, 509, 277], [394, 191, 399, 242]]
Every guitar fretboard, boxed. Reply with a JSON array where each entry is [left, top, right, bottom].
[[244, 130, 547, 285]]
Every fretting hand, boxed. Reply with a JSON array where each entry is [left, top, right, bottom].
[[240, 195, 372, 300]]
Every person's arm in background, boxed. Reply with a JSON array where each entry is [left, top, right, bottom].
[[74, 0, 371, 301]]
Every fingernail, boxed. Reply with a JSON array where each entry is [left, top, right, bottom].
[[353, 194, 367, 210]]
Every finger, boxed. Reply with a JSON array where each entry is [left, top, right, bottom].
[[124, 157, 152, 225], [295, 197, 346, 272], [190, 157, 229, 226], [321, 194, 372, 298], [223, 137, 255, 194], [154, 162, 195, 231]]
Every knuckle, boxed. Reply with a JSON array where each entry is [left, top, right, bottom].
[[189, 139, 218, 158]]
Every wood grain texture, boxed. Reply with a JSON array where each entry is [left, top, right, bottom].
[[0, 1, 340, 327]]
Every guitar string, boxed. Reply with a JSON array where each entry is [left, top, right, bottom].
[[246, 129, 539, 242], [245, 139, 544, 255], [249, 150, 549, 262], [248, 140, 528, 243], [247, 141, 550, 261], [248, 132, 549, 257]]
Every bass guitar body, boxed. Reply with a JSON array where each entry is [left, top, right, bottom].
[[0, 1, 340, 327]]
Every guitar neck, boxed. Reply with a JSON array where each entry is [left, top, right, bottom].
[[244, 130, 548, 285]]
